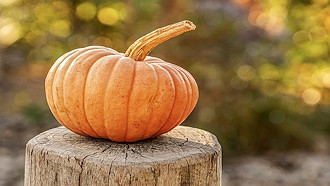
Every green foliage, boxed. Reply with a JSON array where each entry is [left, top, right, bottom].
[[0, 0, 329, 155]]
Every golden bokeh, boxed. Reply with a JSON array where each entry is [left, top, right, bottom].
[[293, 31, 310, 46], [0, 0, 19, 7], [49, 20, 71, 37], [97, 7, 119, 26], [76, 2, 97, 21], [322, 73, 330, 88], [237, 64, 256, 81], [259, 64, 281, 80], [0, 18, 21, 46], [302, 88, 322, 105]]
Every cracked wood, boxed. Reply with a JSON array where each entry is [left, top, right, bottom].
[[24, 126, 221, 186]]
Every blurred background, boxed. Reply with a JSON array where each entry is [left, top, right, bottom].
[[0, 0, 329, 185]]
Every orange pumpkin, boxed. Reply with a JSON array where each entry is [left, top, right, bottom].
[[45, 20, 198, 142]]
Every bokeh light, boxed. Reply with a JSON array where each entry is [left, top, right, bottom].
[[0, 0, 18, 7], [324, 17, 330, 31], [97, 7, 119, 25], [293, 31, 310, 46], [302, 88, 322, 105], [322, 73, 330, 88], [49, 20, 71, 37], [237, 65, 255, 81], [76, 2, 97, 21], [0, 18, 21, 46]]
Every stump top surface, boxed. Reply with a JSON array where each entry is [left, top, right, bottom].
[[27, 126, 221, 166]]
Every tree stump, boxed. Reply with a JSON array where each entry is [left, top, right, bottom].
[[24, 126, 221, 186]]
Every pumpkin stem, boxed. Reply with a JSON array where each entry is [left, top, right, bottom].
[[125, 20, 196, 61]]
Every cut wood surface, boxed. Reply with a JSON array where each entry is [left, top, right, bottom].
[[24, 126, 221, 186]]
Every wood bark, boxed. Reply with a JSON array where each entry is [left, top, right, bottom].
[[25, 126, 221, 186]]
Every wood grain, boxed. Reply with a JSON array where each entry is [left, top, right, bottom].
[[24, 126, 221, 186]]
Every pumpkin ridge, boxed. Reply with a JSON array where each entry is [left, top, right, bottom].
[[147, 64, 176, 139], [124, 59, 137, 142], [81, 54, 115, 138], [148, 61, 198, 116], [59, 48, 110, 137], [143, 60, 168, 64], [101, 56, 122, 140], [176, 67, 193, 112], [63, 50, 112, 138], [150, 62, 198, 118], [52, 48, 96, 135], [174, 67, 199, 116], [150, 64, 177, 137], [47, 49, 87, 135], [85, 45, 119, 54], [178, 68, 194, 116], [140, 63, 160, 140], [164, 65, 189, 131], [169, 68, 192, 131]]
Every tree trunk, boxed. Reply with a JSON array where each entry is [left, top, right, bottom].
[[25, 126, 221, 185]]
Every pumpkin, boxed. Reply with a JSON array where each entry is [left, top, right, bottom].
[[45, 20, 198, 142]]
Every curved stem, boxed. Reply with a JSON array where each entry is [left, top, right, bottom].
[[125, 20, 196, 61]]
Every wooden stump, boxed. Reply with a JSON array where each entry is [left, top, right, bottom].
[[24, 126, 221, 186]]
